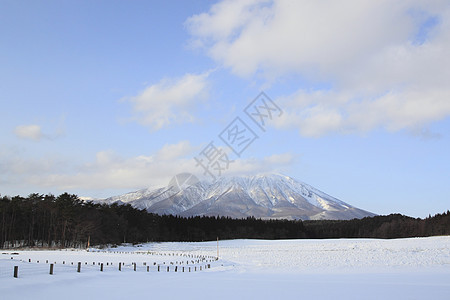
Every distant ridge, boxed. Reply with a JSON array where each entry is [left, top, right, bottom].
[[100, 173, 376, 220]]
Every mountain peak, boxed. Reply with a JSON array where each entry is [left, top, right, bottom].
[[102, 173, 376, 220]]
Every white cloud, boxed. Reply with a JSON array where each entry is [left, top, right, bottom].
[[155, 141, 196, 161], [34, 141, 199, 190], [14, 125, 44, 141], [274, 87, 450, 137], [187, 0, 418, 78], [193, 149, 294, 179], [14, 118, 66, 141], [1, 140, 294, 195], [0, 146, 70, 193], [226, 153, 294, 176], [187, 0, 450, 136], [125, 72, 210, 130]]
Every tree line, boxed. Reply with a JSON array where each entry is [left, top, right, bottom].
[[0, 193, 449, 248]]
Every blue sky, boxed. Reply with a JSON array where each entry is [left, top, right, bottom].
[[1, 0, 449, 218]]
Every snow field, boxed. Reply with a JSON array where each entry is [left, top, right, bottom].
[[1, 236, 449, 299]]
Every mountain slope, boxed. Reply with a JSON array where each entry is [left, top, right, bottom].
[[102, 174, 376, 220]]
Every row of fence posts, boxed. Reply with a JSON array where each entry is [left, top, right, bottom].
[[8, 252, 217, 278], [91, 251, 214, 260], [11, 262, 211, 278], [13, 257, 216, 265]]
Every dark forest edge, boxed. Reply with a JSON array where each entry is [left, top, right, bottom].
[[1, 193, 449, 249]]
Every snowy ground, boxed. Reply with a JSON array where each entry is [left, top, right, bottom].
[[1, 236, 450, 299]]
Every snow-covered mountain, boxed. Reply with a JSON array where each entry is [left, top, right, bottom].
[[101, 173, 376, 220]]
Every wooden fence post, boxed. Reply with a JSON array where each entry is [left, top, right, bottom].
[[167, 266, 169, 272], [13, 266, 18, 278], [100, 263, 103, 272], [119, 262, 121, 271], [147, 266, 149, 272], [158, 265, 160, 272], [134, 263, 136, 271], [50, 264, 54, 275], [77, 262, 81, 273]]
